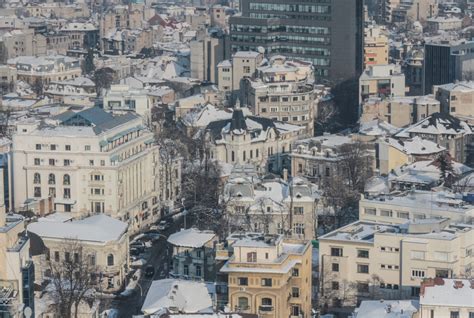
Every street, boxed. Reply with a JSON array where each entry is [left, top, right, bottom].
[[111, 215, 186, 318]]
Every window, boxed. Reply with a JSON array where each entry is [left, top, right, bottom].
[[435, 269, 449, 278], [34, 187, 41, 198], [293, 207, 304, 215], [54, 251, 59, 262], [411, 286, 420, 297], [65, 145, 71, 151], [36, 144, 41, 150], [196, 250, 202, 258], [247, 252, 257, 263], [63, 188, 71, 199], [357, 250, 369, 258], [261, 278, 272, 287], [107, 277, 114, 289], [331, 248, 343, 257], [357, 264, 369, 274], [412, 269, 425, 278], [107, 254, 114, 266], [65, 252, 70, 262], [74, 253, 79, 263], [49, 159, 55, 166], [48, 187, 56, 198], [243, 66, 251, 73], [184, 265, 189, 276], [292, 268, 299, 277], [238, 277, 248, 286], [293, 223, 305, 235], [64, 159, 71, 166], [48, 173, 55, 185], [85, 145, 91, 151], [291, 287, 300, 298], [50, 145, 56, 151], [365, 208, 376, 215], [332, 281, 339, 290], [397, 211, 409, 219], [380, 209, 392, 217], [434, 252, 449, 261], [332, 263, 339, 272], [450, 312, 459, 318], [89, 160, 94, 166], [238, 297, 249, 310], [261, 298, 272, 308], [89, 254, 96, 266], [292, 306, 300, 316], [34, 158, 40, 166], [195, 265, 201, 277], [34, 173, 41, 184], [63, 174, 70, 185]]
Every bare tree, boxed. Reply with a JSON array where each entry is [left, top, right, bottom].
[[46, 239, 98, 318]]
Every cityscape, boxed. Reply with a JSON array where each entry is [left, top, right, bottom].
[[0, 0, 473, 317]]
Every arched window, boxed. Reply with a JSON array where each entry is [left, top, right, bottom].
[[231, 151, 235, 162], [238, 297, 249, 310], [63, 174, 70, 185], [261, 297, 273, 308], [107, 254, 114, 266], [34, 173, 41, 184], [48, 173, 55, 185]]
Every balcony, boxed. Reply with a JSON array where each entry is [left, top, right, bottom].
[[259, 305, 274, 312]]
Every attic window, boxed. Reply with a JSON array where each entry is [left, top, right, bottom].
[[236, 192, 243, 198], [296, 193, 302, 199]]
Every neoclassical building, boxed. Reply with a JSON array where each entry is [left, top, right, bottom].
[[12, 107, 180, 232]]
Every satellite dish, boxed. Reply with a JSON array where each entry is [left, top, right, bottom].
[[24, 307, 33, 318], [257, 46, 265, 54]]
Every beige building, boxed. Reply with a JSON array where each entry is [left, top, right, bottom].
[[0, 29, 46, 63], [427, 16, 463, 33], [28, 214, 129, 293], [24, 2, 90, 19], [7, 55, 81, 85], [364, 25, 389, 68], [376, 136, 446, 175], [210, 5, 227, 28], [419, 278, 474, 318], [242, 56, 317, 137], [11, 107, 178, 233], [319, 219, 473, 307], [100, 5, 144, 46], [217, 51, 264, 97], [190, 35, 226, 83], [360, 95, 440, 127], [379, 0, 438, 23], [0, 183, 33, 317], [434, 81, 474, 121], [359, 190, 474, 224], [223, 173, 318, 240], [204, 108, 305, 173], [44, 76, 96, 106], [220, 233, 312, 318], [359, 64, 406, 105]]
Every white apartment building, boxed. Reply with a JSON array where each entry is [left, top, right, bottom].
[[44, 76, 96, 106], [242, 56, 318, 137], [319, 219, 473, 307], [204, 108, 305, 173], [359, 190, 474, 224], [359, 64, 406, 105], [11, 107, 178, 232], [223, 174, 318, 240], [103, 85, 152, 123]]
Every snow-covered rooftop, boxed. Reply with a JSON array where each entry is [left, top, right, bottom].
[[167, 228, 216, 248], [141, 279, 213, 315], [27, 214, 128, 243], [420, 278, 474, 308], [382, 136, 445, 155], [354, 300, 419, 318]]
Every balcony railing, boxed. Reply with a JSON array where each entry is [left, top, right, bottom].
[[259, 305, 274, 312]]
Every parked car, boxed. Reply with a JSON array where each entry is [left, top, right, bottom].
[[157, 220, 169, 231], [145, 265, 155, 278]]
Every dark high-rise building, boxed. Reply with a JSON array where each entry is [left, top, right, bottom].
[[423, 40, 474, 94], [229, 0, 364, 84]]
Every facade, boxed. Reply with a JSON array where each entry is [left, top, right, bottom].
[[242, 56, 317, 137], [405, 48, 424, 96], [423, 40, 474, 95], [379, 0, 438, 23], [359, 64, 406, 105], [364, 25, 389, 68], [190, 33, 227, 83], [360, 190, 474, 224], [44, 77, 96, 106], [360, 95, 440, 127], [220, 233, 312, 318], [7, 55, 82, 85], [223, 174, 318, 240], [204, 108, 305, 173], [0, 29, 46, 64], [419, 278, 474, 318], [427, 16, 463, 33], [167, 228, 218, 281], [228, 0, 364, 83], [27, 214, 129, 293], [0, 206, 34, 317], [103, 85, 152, 122], [434, 81, 474, 121], [319, 219, 473, 307], [11, 107, 177, 233]]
